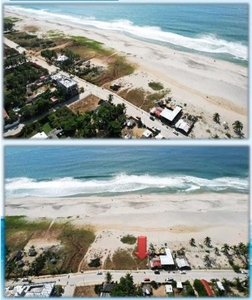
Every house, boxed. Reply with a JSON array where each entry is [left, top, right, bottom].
[[175, 257, 191, 270], [160, 248, 175, 270], [50, 74, 78, 96], [216, 281, 225, 292], [30, 131, 48, 139], [165, 284, 173, 294], [201, 279, 214, 297], [142, 129, 152, 138], [56, 55, 68, 62], [175, 118, 194, 135], [100, 283, 116, 297], [176, 282, 183, 290], [160, 106, 182, 124]]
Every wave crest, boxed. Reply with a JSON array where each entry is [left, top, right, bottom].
[[8, 6, 248, 60], [5, 174, 248, 198]]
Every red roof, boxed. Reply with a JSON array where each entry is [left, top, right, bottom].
[[201, 279, 214, 297]]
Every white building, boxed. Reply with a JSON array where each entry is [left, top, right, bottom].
[[160, 248, 175, 268], [160, 106, 182, 123], [56, 55, 68, 62], [5, 281, 56, 297], [165, 284, 173, 294], [142, 129, 152, 138], [175, 119, 194, 134], [30, 131, 48, 139]]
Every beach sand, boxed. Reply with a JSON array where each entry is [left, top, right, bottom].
[[4, 8, 248, 138], [5, 193, 249, 269]]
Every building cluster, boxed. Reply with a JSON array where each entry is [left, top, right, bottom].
[[5, 282, 56, 298], [150, 102, 195, 135], [50, 73, 78, 97], [149, 247, 191, 271]]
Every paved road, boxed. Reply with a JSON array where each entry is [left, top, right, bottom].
[[4, 37, 188, 139], [6, 269, 248, 297]]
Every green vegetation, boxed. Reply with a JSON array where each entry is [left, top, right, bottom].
[[193, 279, 208, 297], [148, 81, 164, 91], [71, 36, 113, 56], [181, 280, 196, 297], [5, 217, 95, 278], [213, 112, 220, 124], [110, 273, 142, 297], [119, 88, 170, 112], [120, 234, 137, 245]]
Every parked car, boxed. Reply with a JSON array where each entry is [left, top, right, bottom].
[[180, 270, 186, 274], [144, 278, 150, 281], [173, 130, 179, 136], [154, 270, 160, 274], [97, 272, 103, 275], [149, 116, 155, 121]]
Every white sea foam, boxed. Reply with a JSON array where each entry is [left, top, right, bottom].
[[8, 6, 247, 60], [5, 174, 248, 198]]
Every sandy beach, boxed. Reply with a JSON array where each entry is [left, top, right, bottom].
[[5, 193, 249, 269], [4, 8, 248, 138]]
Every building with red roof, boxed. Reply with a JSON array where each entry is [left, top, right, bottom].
[[200, 279, 214, 297]]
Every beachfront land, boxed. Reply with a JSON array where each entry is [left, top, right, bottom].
[[4, 185, 249, 298], [3, 15, 247, 139], [4, 211, 249, 297]]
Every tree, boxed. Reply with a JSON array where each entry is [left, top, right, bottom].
[[189, 238, 196, 247], [204, 236, 212, 247], [232, 120, 243, 135], [213, 113, 220, 124], [108, 94, 113, 103], [214, 247, 220, 256], [110, 273, 138, 297], [222, 243, 230, 255], [105, 271, 112, 284], [54, 285, 64, 296]]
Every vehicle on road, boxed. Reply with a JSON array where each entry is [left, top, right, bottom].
[[241, 270, 248, 274], [144, 278, 150, 281], [173, 130, 179, 136], [165, 278, 173, 281], [154, 270, 160, 274], [97, 272, 103, 275], [149, 116, 155, 121], [180, 271, 186, 274]]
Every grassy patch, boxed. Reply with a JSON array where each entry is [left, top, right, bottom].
[[119, 88, 170, 112], [71, 36, 113, 56], [42, 122, 52, 134], [23, 25, 39, 33], [120, 234, 137, 245], [148, 81, 164, 91], [111, 249, 148, 270], [4, 17, 21, 23], [5, 216, 51, 252], [58, 224, 95, 273], [119, 88, 145, 107]]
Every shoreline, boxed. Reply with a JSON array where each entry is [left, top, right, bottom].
[[4, 8, 248, 138]]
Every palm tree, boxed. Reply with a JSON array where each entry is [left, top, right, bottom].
[[108, 94, 113, 103], [105, 271, 112, 284], [232, 120, 243, 135], [222, 243, 230, 256], [204, 236, 212, 247], [189, 238, 196, 247], [214, 247, 220, 256], [213, 113, 220, 124]]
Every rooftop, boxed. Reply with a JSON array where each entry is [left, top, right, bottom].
[[160, 106, 182, 122]]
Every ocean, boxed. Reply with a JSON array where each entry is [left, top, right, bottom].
[[5, 3, 248, 66], [4, 146, 249, 198]]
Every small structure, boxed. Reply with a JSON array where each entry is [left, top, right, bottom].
[[28, 248, 37, 257], [142, 129, 152, 139], [175, 257, 191, 270], [30, 132, 48, 139], [51, 74, 78, 96], [56, 55, 68, 62], [50, 96, 58, 103], [176, 282, 183, 290], [175, 118, 194, 135], [100, 283, 116, 297], [201, 279, 214, 297], [216, 281, 225, 292], [165, 284, 173, 294], [126, 119, 136, 128]]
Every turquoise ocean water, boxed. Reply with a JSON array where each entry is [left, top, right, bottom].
[[5, 4, 248, 66], [4, 146, 249, 198]]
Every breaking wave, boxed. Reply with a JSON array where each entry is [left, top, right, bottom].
[[8, 6, 247, 61], [5, 174, 248, 198]]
